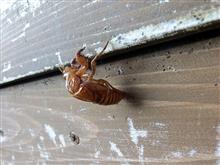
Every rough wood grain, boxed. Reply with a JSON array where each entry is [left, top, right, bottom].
[[1, 0, 220, 85], [0, 29, 220, 164]]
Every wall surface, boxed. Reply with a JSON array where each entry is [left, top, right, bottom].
[[0, 29, 219, 164], [1, 0, 220, 85]]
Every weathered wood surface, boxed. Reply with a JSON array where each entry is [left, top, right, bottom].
[[1, 0, 220, 85], [0, 29, 220, 164]]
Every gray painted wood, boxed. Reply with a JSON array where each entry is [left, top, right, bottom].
[[0, 29, 219, 164], [1, 0, 220, 85]]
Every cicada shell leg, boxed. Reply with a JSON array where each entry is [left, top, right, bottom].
[[89, 41, 109, 80]]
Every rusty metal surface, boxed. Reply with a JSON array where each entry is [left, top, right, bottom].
[[1, 0, 220, 85], [0, 29, 219, 164]]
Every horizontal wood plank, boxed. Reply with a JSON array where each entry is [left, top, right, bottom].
[[1, 0, 220, 85], [0, 29, 219, 164]]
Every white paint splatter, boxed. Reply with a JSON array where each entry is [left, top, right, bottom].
[[32, 58, 38, 62], [188, 149, 197, 157], [24, 23, 30, 30], [29, 128, 35, 137], [94, 47, 105, 54], [2, 61, 11, 73], [171, 151, 183, 158], [155, 122, 166, 128], [159, 0, 169, 4], [109, 141, 123, 157], [47, 108, 52, 111], [30, 146, 34, 151], [11, 155, 15, 160], [40, 136, 44, 141], [30, 0, 41, 16], [109, 141, 130, 165], [44, 124, 57, 146], [11, 32, 25, 42], [94, 150, 100, 158], [20, 0, 44, 17], [44, 66, 51, 70], [91, 41, 101, 46], [82, 0, 101, 8], [55, 52, 64, 68], [138, 145, 144, 164], [127, 118, 147, 145], [126, 3, 131, 9], [7, 18, 13, 24], [3, 77, 8, 81], [215, 123, 220, 157], [11, 23, 30, 42], [39, 150, 49, 160], [211, 0, 220, 3], [79, 106, 87, 112], [58, 134, 66, 147], [0, 0, 17, 13], [18, 144, 22, 150], [109, 8, 220, 54], [0, 136, 6, 143], [82, 43, 87, 48], [37, 143, 41, 150]]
